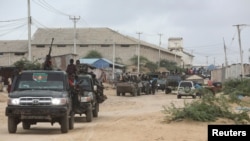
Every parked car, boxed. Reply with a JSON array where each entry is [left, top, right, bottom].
[[177, 80, 199, 99]]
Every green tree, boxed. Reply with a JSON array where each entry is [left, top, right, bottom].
[[130, 55, 149, 66], [160, 59, 184, 74], [145, 61, 158, 72], [85, 50, 103, 58], [13, 58, 41, 70], [115, 57, 123, 64]]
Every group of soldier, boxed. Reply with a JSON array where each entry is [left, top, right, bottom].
[[117, 72, 158, 95], [66, 59, 107, 103]]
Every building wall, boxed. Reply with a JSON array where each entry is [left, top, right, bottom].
[[168, 37, 183, 50], [211, 63, 250, 82], [0, 53, 27, 66], [31, 44, 181, 66]]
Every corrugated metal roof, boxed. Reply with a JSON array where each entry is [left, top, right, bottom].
[[31, 27, 175, 54], [32, 28, 136, 45], [79, 58, 124, 69], [80, 58, 99, 64]]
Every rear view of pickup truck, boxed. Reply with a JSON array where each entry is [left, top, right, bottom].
[[165, 75, 182, 94]]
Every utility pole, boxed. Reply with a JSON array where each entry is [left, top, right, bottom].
[[136, 32, 142, 73], [69, 16, 80, 58], [112, 34, 116, 81], [206, 56, 208, 66], [233, 24, 246, 78], [158, 33, 163, 68], [223, 37, 228, 67], [27, 0, 32, 61]]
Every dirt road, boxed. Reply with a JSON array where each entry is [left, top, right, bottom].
[[0, 85, 210, 141]]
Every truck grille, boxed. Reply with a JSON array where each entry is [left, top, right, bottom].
[[19, 97, 52, 106]]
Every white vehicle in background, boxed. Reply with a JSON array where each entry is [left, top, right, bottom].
[[177, 80, 199, 99]]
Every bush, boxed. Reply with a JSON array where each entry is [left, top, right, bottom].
[[223, 79, 250, 97], [162, 94, 250, 123]]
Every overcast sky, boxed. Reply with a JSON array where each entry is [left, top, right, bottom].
[[0, 0, 249, 65]]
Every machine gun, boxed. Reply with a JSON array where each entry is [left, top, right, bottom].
[[43, 38, 54, 70]]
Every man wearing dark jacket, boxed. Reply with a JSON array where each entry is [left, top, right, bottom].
[[66, 59, 77, 76]]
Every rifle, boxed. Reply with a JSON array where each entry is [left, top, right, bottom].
[[43, 38, 54, 70]]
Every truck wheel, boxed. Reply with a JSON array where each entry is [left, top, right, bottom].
[[8, 117, 17, 133], [145, 88, 149, 94], [69, 112, 74, 130], [192, 95, 196, 99], [132, 89, 137, 96], [86, 106, 93, 122], [22, 121, 31, 129], [60, 115, 69, 133], [116, 89, 120, 96], [93, 103, 99, 117], [165, 88, 171, 94], [137, 88, 141, 96]]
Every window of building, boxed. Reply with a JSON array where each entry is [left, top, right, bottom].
[[0, 53, 3, 56], [36, 45, 45, 48], [57, 45, 66, 47], [101, 44, 110, 47], [80, 45, 89, 47], [14, 53, 25, 56], [121, 44, 130, 47]]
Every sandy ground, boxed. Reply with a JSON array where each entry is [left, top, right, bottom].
[[0, 84, 235, 141]]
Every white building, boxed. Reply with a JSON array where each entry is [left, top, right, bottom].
[[168, 37, 194, 68]]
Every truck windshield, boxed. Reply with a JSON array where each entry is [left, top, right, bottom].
[[78, 77, 92, 91], [14, 72, 65, 91]]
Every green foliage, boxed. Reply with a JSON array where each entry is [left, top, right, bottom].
[[163, 94, 250, 123], [115, 57, 123, 64], [223, 78, 250, 98], [160, 59, 184, 73], [130, 55, 158, 72], [130, 55, 149, 66], [84, 50, 103, 58], [13, 58, 41, 70], [145, 61, 158, 72]]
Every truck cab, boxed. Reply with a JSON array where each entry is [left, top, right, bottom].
[[5, 70, 74, 133]]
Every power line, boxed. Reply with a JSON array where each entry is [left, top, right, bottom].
[[0, 18, 27, 22], [32, 0, 70, 17]]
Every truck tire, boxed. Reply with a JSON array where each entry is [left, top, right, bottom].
[[137, 88, 141, 96], [69, 112, 74, 130], [86, 106, 93, 122], [116, 89, 120, 96], [165, 88, 171, 94], [132, 89, 137, 96], [93, 103, 99, 118], [177, 95, 181, 99], [8, 117, 17, 133], [22, 121, 31, 130], [60, 115, 69, 133]]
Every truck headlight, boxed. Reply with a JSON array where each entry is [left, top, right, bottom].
[[51, 98, 67, 105], [80, 97, 92, 102], [80, 92, 93, 102], [8, 98, 20, 105]]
